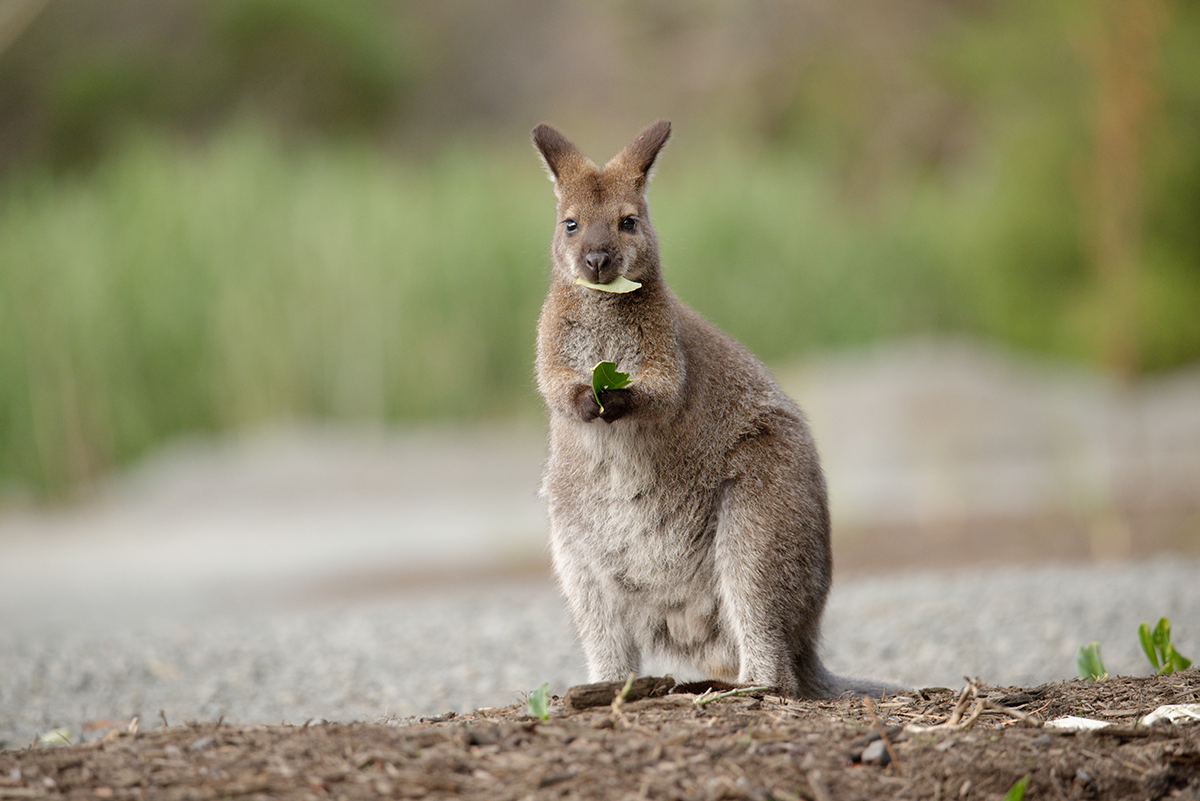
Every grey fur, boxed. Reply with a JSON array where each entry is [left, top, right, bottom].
[[532, 121, 893, 698]]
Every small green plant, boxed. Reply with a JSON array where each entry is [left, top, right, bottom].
[[1077, 618, 1191, 681], [526, 682, 551, 721], [1002, 774, 1030, 801], [591, 361, 631, 415], [1076, 641, 1107, 682], [1139, 618, 1192, 675]]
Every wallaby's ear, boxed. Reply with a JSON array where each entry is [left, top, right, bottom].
[[606, 120, 672, 184], [532, 123, 591, 185]]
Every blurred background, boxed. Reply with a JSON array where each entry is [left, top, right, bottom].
[[2, 0, 1200, 745], [1, 0, 1198, 579]]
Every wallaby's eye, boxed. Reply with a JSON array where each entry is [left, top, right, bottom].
[[563, 219, 579, 234], [620, 216, 638, 232]]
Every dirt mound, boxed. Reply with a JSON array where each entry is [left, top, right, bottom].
[[4, 670, 1197, 800]]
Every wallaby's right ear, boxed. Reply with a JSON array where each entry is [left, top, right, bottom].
[[532, 124, 590, 187]]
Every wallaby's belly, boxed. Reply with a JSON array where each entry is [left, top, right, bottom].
[[547, 421, 739, 675]]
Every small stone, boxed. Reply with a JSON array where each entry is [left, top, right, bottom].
[[860, 739, 890, 766]]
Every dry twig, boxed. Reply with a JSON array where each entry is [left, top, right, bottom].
[[863, 696, 904, 774], [693, 686, 771, 708]]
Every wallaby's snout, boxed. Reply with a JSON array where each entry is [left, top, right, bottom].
[[583, 250, 613, 283], [569, 220, 625, 285]]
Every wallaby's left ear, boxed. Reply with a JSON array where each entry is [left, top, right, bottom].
[[606, 120, 672, 183]]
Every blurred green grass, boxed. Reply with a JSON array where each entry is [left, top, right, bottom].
[[2, 117, 1198, 499], [0, 121, 553, 497]]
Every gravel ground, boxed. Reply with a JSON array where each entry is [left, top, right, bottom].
[[2, 557, 1198, 750]]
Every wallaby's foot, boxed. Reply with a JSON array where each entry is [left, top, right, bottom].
[[671, 677, 901, 700], [671, 679, 749, 696]]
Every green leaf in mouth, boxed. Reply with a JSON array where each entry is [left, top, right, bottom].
[[574, 275, 643, 293]]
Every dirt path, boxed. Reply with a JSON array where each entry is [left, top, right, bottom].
[[3, 671, 1198, 800]]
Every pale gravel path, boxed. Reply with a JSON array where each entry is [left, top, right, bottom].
[[3, 558, 1198, 749]]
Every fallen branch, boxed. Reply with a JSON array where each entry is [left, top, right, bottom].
[[563, 675, 675, 710]]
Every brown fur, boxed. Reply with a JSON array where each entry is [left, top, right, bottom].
[[532, 121, 895, 698]]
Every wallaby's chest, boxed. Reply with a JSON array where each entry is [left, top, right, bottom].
[[556, 309, 647, 377], [540, 290, 722, 591]]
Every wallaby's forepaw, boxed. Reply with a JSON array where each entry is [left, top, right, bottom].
[[597, 389, 631, 422], [573, 385, 631, 423]]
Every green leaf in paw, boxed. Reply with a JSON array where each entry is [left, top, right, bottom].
[[591, 361, 631, 415]]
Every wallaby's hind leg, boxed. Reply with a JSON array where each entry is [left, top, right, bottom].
[[553, 559, 641, 682], [712, 413, 837, 699], [576, 606, 640, 684]]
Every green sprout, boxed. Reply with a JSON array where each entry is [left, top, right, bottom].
[[526, 682, 551, 721], [1139, 617, 1192, 675], [1076, 641, 1107, 682], [1003, 775, 1030, 801]]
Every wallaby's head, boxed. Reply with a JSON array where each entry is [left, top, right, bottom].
[[532, 120, 671, 290]]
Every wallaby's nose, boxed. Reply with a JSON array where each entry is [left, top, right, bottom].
[[585, 251, 611, 278]]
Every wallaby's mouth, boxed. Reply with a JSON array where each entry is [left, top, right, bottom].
[[574, 275, 642, 294], [574, 250, 642, 292], [579, 250, 620, 286]]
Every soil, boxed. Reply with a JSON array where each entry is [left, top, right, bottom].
[[4, 671, 1198, 801]]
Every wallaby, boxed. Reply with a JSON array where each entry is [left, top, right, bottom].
[[532, 120, 895, 699]]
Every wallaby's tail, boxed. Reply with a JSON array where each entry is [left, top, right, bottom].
[[828, 673, 908, 698], [801, 654, 907, 699]]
